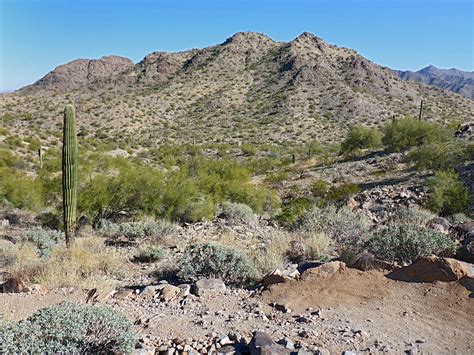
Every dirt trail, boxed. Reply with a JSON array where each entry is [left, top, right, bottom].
[[1, 269, 473, 354]]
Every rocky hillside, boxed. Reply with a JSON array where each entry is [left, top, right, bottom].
[[1, 32, 473, 146], [397, 65, 474, 99]]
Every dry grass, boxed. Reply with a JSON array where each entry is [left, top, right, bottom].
[[7, 237, 129, 291]]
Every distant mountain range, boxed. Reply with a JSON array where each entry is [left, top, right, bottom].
[[397, 65, 474, 99], [1, 32, 473, 147]]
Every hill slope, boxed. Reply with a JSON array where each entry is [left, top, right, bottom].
[[397, 65, 474, 99], [1, 32, 473, 147]]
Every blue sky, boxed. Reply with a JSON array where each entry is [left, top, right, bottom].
[[0, 0, 472, 91]]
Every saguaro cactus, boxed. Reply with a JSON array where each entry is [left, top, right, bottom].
[[62, 104, 78, 247], [418, 99, 424, 121], [38, 147, 43, 169]]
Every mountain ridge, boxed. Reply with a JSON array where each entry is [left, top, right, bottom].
[[397, 65, 474, 99], [2, 31, 473, 147]]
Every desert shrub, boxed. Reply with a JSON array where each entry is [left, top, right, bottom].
[[340, 125, 382, 155], [287, 231, 333, 263], [133, 245, 166, 263], [366, 224, 456, 264], [9, 237, 125, 289], [296, 205, 370, 262], [0, 171, 44, 211], [311, 179, 330, 198], [306, 140, 324, 158], [2, 302, 135, 353], [426, 170, 470, 215], [407, 142, 470, 171], [97, 219, 177, 240], [241, 143, 257, 156], [382, 117, 450, 152], [388, 206, 435, 226], [276, 197, 312, 228], [22, 227, 63, 258], [449, 213, 472, 225], [0, 240, 18, 267], [177, 242, 256, 285], [218, 201, 256, 225], [326, 182, 361, 203]]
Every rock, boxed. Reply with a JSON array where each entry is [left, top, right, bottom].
[[353, 251, 396, 271], [388, 256, 473, 283], [178, 283, 191, 297], [248, 332, 289, 355], [277, 338, 295, 350], [132, 346, 156, 355], [141, 285, 166, 297], [346, 196, 359, 210], [458, 222, 474, 235], [457, 240, 474, 263], [160, 284, 181, 301], [301, 261, 346, 280], [193, 278, 226, 296], [0, 276, 29, 293], [261, 269, 291, 287], [426, 217, 451, 234], [218, 344, 237, 354], [316, 349, 330, 355], [114, 288, 134, 300]]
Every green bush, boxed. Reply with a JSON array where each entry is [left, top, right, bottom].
[[326, 182, 361, 202], [426, 170, 470, 215], [407, 142, 470, 171], [276, 197, 312, 228], [177, 242, 256, 285], [22, 227, 63, 258], [2, 302, 135, 353], [340, 125, 382, 155], [0, 170, 44, 211], [218, 201, 256, 225], [133, 245, 166, 263], [366, 224, 456, 264], [382, 117, 450, 152], [296, 205, 370, 262], [241, 143, 257, 156], [311, 179, 330, 198]]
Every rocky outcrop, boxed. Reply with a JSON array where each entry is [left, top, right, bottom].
[[21, 55, 134, 92]]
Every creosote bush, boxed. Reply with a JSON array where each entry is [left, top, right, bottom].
[[366, 224, 456, 264], [426, 170, 470, 215], [340, 125, 382, 155], [177, 242, 256, 285], [382, 117, 450, 152], [407, 142, 470, 171], [1, 302, 135, 353]]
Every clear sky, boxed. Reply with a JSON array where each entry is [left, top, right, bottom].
[[0, 0, 472, 91]]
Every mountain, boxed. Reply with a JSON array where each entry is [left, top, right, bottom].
[[397, 65, 474, 99], [1, 32, 473, 147]]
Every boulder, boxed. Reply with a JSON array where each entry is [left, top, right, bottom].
[[427, 217, 451, 234], [114, 288, 134, 300], [388, 256, 473, 283], [458, 222, 474, 235], [193, 278, 226, 296], [457, 240, 474, 263], [160, 284, 181, 301], [248, 332, 289, 355], [0, 276, 29, 293], [261, 269, 291, 287], [141, 284, 166, 297], [301, 261, 346, 280]]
